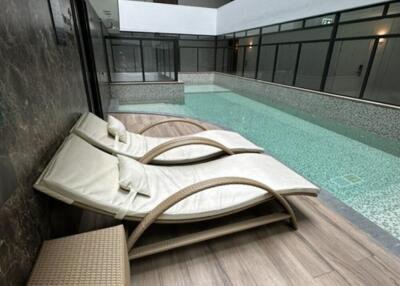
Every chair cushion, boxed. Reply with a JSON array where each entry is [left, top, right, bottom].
[[108, 115, 128, 143], [35, 134, 319, 221], [118, 155, 151, 197]]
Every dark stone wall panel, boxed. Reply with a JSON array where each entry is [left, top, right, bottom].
[[0, 0, 88, 284]]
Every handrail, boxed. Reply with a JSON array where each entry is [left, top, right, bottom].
[[139, 137, 234, 164], [127, 177, 297, 252], [138, 119, 207, 134]]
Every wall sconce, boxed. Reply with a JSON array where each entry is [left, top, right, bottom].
[[377, 29, 388, 36]]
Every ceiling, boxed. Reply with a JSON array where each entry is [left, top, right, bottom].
[[88, 0, 233, 33]]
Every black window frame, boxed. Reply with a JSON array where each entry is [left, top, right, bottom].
[[213, 0, 400, 107]]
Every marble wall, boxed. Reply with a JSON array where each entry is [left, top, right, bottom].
[[0, 0, 88, 284]]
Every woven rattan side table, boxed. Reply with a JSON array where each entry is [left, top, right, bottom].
[[27, 225, 130, 286]]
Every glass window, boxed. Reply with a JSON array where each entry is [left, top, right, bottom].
[[111, 45, 131, 72], [179, 40, 214, 47], [262, 26, 332, 44], [305, 14, 335, 27], [168, 48, 174, 78], [235, 31, 246, 38], [163, 48, 169, 78], [168, 42, 175, 79], [198, 48, 215, 72], [161, 34, 178, 39], [243, 46, 258, 78], [111, 39, 139, 45], [239, 36, 258, 46], [225, 33, 234, 39], [337, 18, 400, 38], [236, 47, 245, 76], [158, 47, 166, 77], [143, 40, 175, 81], [198, 35, 215, 40], [180, 48, 197, 72], [112, 45, 140, 73], [106, 39, 114, 72], [262, 25, 279, 34], [142, 40, 158, 81], [247, 28, 260, 36], [339, 5, 384, 22], [280, 20, 303, 31], [157, 48, 164, 76], [388, 2, 400, 15], [224, 48, 234, 73], [257, 45, 276, 82], [180, 35, 198, 40], [217, 40, 230, 47], [325, 39, 374, 97], [112, 41, 143, 82], [364, 38, 400, 105], [216, 48, 224, 72], [274, 44, 299, 85], [217, 35, 225, 40], [130, 32, 156, 38], [295, 42, 329, 90], [164, 45, 173, 78]]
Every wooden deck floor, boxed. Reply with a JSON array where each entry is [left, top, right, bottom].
[[86, 113, 400, 286]]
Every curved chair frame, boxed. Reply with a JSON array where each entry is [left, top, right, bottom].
[[138, 118, 207, 134], [127, 177, 297, 260], [139, 137, 235, 164]]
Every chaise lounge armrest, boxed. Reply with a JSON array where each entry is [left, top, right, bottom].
[[127, 176, 297, 255], [139, 137, 235, 164], [138, 118, 207, 134]]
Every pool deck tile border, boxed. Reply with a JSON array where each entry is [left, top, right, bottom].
[[318, 189, 400, 256]]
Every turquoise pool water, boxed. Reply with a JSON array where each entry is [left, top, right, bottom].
[[118, 85, 400, 239]]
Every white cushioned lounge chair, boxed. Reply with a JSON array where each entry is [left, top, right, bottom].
[[70, 112, 264, 164], [34, 134, 319, 260]]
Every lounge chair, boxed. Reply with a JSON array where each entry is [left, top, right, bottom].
[[70, 112, 264, 164], [34, 134, 319, 260]]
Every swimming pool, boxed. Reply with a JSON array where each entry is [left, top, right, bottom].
[[118, 84, 400, 240]]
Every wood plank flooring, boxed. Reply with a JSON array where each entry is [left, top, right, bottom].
[[83, 113, 400, 286]]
